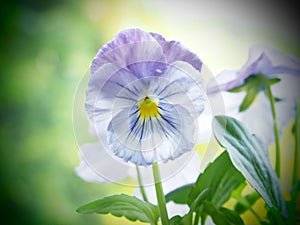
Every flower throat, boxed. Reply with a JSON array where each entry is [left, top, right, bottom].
[[138, 96, 159, 119]]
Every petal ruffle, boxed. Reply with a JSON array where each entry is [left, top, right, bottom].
[[91, 28, 167, 78], [208, 45, 300, 93], [150, 32, 202, 72]]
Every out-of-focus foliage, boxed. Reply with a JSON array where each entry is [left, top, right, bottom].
[[0, 0, 106, 224]]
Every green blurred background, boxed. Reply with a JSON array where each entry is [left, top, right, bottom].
[[0, 0, 299, 224]]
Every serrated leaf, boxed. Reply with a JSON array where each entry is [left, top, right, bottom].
[[165, 184, 193, 204], [188, 151, 244, 209], [76, 194, 159, 225], [212, 115, 288, 218]]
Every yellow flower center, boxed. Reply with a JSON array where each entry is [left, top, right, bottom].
[[138, 96, 159, 119]]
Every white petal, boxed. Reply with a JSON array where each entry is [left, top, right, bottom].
[[75, 142, 130, 183], [108, 102, 199, 166]]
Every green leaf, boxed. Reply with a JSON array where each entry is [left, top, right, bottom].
[[231, 182, 261, 214], [269, 78, 281, 85], [266, 207, 285, 225], [188, 151, 245, 209], [219, 207, 245, 225], [274, 97, 282, 102], [203, 202, 244, 225], [239, 84, 260, 112], [286, 180, 300, 225], [169, 216, 183, 225], [190, 188, 210, 211], [165, 184, 193, 204], [229, 83, 247, 93], [76, 194, 159, 225], [228, 74, 281, 112], [169, 214, 192, 225], [212, 115, 288, 218], [228, 75, 263, 112], [234, 191, 261, 214]]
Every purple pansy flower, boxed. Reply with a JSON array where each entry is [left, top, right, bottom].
[[208, 45, 300, 145], [83, 28, 207, 167]]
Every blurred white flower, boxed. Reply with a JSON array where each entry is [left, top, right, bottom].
[[208, 45, 300, 145]]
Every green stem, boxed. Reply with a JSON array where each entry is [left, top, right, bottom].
[[263, 76, 281, 177], [193, 211, 200, 225], [136, 166, 148, 202], [292, 101, 300, 186], [249, 207, 263, 224], [152, 162, 169, 225]]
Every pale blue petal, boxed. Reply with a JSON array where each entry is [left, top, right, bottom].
[[107, 102, 198, 166]]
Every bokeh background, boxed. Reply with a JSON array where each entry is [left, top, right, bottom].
[[1, 0, 299, 224]]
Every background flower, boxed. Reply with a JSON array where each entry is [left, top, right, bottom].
[[207, 45, 300, 145]]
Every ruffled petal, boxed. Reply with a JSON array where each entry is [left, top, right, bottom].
[[150, 32, 202, 72], [75, 142, 130, 183], [207, 53, 266, 93], [248, 45, 300, 76], [91, 28, 167, 78], [208, 45, 300, 93]]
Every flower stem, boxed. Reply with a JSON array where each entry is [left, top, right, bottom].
[[292, 101, 299, 186], [136, 166, 148, 202], [193, 211, 200, 225], [152, 162, 169, 225], [263, 76, 281, 177]]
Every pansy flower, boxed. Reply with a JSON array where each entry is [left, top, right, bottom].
[[207, 45, 300, 145], [80, 28, 207, 169]]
